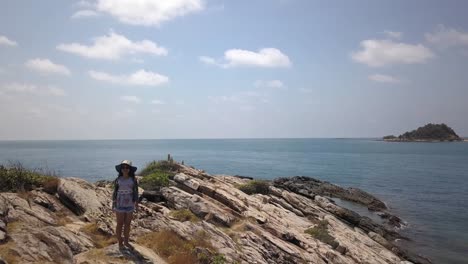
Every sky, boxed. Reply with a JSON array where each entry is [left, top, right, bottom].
[[1, 0, 468, 140]]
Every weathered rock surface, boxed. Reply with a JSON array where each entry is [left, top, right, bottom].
[[274, 176, 406, 229], [0, 163, 431, 264], [74, 243, 167, 264], [274, 176, 387, 210]]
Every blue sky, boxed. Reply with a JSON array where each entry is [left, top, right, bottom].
[[1, 0, 468, 139]]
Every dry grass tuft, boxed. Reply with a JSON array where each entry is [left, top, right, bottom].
[[0, 242, 20, 263], [81, 222, 117, 248], [42, 177, 60, 194], [136, 229, 218, 264], [55, 209, 73, 226], [6, 221, 24, 233], [170, 209, 199, 222], [305, 220, 339, 249]]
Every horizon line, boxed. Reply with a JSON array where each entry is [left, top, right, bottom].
[[0, 137, 383, 141], [1, 136, 466, 141]]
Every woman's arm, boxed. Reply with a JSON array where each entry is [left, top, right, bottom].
[[133, 177, 139, 212]]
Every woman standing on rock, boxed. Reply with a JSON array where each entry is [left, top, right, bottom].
[[112, 160, 139, 250]]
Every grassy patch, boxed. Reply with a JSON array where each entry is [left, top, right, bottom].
[[304, 220, 339, 249], [42, 177, 60, 194], [237, 180, 270, 195], [140, 160, 180, 177], [0, 164, 59, 193], [81, 222, 117, 248], [139, 171, 171, 190], [136, 229, 218, 264], [6, 220, 24, 233], [55, 209, 73, 226], [170, 209, 199, 222], [0, 242, 20, 263], [211, 253, 226, 264]]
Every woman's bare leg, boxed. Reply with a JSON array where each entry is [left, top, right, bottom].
[[115, 212, 125, 249], [123, 212, 133, 247]]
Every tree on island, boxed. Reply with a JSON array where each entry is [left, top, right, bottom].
[[383, 123, 462, 142]]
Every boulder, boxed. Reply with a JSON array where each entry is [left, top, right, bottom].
[[57, 178, 103, 216], [174, 173, 200, 191]]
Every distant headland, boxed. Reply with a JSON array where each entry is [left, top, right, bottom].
[[383, 123, 463, 142]]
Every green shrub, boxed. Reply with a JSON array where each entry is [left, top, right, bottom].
[[237, 180, 270, 195], [0, 164, 59, 193], [140, 171, 171, 190], [211, 254, 226, 264], [170, 209, 199, 222], [140, 160, 180, 176], [305, 220, 339, 249]]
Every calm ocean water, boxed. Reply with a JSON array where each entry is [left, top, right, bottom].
[[0, 138, 467, 263]]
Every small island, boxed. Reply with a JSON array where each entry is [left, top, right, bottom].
[[383, 123, 462, 142]]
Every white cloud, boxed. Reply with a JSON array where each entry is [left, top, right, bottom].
[[199, 56, 216, 65], [95, 0, 204, 26], [75, 1, 95, 8], [0, 83, 66, 96], [25, 58, 71, 76], [368, 74, 401, 83], [120, 95, 141, 104], [425, 24, 468, 48], [71, 10, 100, 19], [255, 80, 284, 89], [57, 31, 167, 60], [151, 99, 165, 105], [89, 69, 169, 86], [0, 35, 17, 46], [201, 48, 291, 68], [351, 39, 434, 67], [384, 30, 402, 39]]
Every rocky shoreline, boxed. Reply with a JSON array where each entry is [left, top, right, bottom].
[[0, 163, 431, 263]]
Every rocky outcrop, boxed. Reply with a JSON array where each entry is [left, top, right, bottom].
[[273, 176, 407, 229], [274, 176, 387, 210], [0, 164, 431, 264]]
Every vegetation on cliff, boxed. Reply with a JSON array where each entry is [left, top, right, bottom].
[[237, 179, 270, 195], [383, 123, 462, 142], [0, 164, 59, 193], [139, 155, 179, 190], [305, 220, 339, 249]]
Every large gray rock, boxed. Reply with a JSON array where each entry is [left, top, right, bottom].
[[57, 178, 106, 217]]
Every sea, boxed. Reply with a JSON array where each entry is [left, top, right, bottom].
[[0, 138, 466, 263]]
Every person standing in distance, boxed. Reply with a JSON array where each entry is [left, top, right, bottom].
[[112, 160, 139, 250]]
